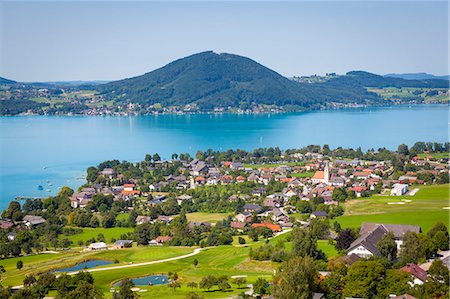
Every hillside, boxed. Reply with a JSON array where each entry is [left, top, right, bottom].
[[0, 77, 16, 85], [96, 51, 383, 110]]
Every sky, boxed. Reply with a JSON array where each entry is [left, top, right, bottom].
[[0, 1, 448, 82]]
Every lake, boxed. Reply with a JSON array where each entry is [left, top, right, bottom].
[[0, 104, 448, 209]]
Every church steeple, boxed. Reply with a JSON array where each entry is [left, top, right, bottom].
[[324, 161, 330, 184]]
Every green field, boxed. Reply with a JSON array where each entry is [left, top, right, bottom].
[[417, 152, 449, 160], [186, 212, 230, 223], [368, 87, 449, 103], [291, 171, 315, 178], [337, 184, 449, 232], [0, 246, 193, 287], [243, 162, 305, 169], [61, 227, 134, 245]]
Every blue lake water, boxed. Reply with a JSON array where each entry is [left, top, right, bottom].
[[0, 104, 448, 209], [113, 274, 169, 286], [53, 260, 113, 272]]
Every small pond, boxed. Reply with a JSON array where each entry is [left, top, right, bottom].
[[53, 260, 113, 272], [113, 274, 169, 286]]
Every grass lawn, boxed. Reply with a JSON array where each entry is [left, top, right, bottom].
[[337, 184, 449, 232], [417, 152, 449, 160], [61, 227, 134, 245], [317, 240, 339, 259], [243, 162, 305, 169], [186, 212, 230, 223], [291, 171, 315, 178]]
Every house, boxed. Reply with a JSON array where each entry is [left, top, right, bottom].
[[243, 204, 262, 213], [348, 186, 368, 197], [113, 240, 133, 249], [236, 176, 246, 183], [70, 192, 92, 208], [400, 263, 427, 286], [156, 215, 173, 224], [359, 222, 421, 249], [230, 221, 246, 230], [101, 168, 115, 178], [176, 195, 192, 205], [310, 211, 327, 219], [155, 236, 173, 244], [391, 183, 408, 196], [89, 242, 108, 250], [230, 162, 244, 170], [136, 215, 151, 225], [263, 198, 281, 208], [251, 222, 282, 232], [121, 183, 141, 196], [347, 225, 387, 258], [7, 232, 16, 241], [188, 222, 212, 230], [23, 215, 46, 227], [235, 212, 253, 223], [348, 223, 422, 258], [0, 220, 14, 230]]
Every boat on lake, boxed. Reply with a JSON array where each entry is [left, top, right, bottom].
[[38, 185, 43, 190]]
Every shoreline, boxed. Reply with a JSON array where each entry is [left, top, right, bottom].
[[2, 102, 448, 117]]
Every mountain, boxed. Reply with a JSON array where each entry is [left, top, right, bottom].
[[385, 73, 450, 81], [97, 51, 382, 110], [0, 77, 17, 85], [96, 52, 449, 111]]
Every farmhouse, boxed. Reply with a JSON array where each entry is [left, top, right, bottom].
[[89, 242, 108, 250], [348, 222, 422, 258]]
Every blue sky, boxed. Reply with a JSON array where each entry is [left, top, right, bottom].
[[0, 1, 448, 81]]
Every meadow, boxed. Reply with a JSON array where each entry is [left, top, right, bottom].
[[60, 227, 134, 246], [337, 184, 449, 232]]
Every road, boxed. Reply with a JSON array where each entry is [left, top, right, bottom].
[[67, 247, 204, 275]]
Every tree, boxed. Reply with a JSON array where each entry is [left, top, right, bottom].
[[433, 230, 449, 251], [232, 277, 247, 289], [86, 166, 99, 182], [187, 282, 198, 290], [193, 259, 198, 267], [113, 278, 137, 299], [425, 259, 449, 298], [272, 256, 317, 299], [184, 292, 203, 299], [216, 276, 231, 291], [400, 232, 423, 264], [376, 269, 412, 298], [169, 281, 181, 292], [16, 260, 23, 270], [253, 278, 270, 296], [377, 232, 397, 262], [335, 228, 357, 251], [238, 236, 246, 244], [199, 275, 217, 291], [291, 227, 325, 260], [436, 172, 449, 184], [342, 260, 386, 299], [397, 144, 409, 156], [152, 153, 161, 162]]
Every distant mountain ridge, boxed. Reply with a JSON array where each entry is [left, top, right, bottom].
[[385, 72, 450, 81]]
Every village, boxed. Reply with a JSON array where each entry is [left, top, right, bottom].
[[0, 144, 449, 299]]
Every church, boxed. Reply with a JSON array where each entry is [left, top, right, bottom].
[[311, 162, 330, 184]]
